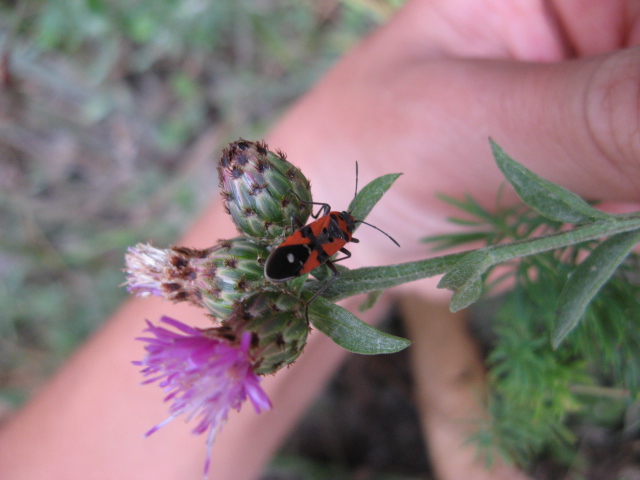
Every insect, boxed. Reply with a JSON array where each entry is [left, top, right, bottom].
[[264, 163, 399, 307]]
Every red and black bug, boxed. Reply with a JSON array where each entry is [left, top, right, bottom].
[[264, 163, 399, 305]]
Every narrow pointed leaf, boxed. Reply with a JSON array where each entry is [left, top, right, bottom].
[[553, 229, 640, 348], [287, 274, 308, 296], [435, 193, 496, 222], [449, 276, 483, 312], [437, 250, 491, 291], [348, 172, 401, 224], [491, 139, 612, 223], [358, 290, 383, 312], [310, 262, 338, 282], [309, 297, 411, 354]]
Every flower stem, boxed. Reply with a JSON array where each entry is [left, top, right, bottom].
[[312, 253, 467, 302], [312, 215, 640, 303]]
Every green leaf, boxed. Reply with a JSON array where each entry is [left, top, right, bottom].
[[436, 193, 496, 223], [348, 172, 402, 224], [309, 263, 332, 282], [287, 274, 308, 296], [358, 290, 383, 312], [449, 275, 483, 312], [437, 250, 491, 292], [552, 229, 640, 348], [308, 297, 411, 354], [490, 139, 612, 224]]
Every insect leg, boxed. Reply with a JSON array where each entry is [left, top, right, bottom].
[[304, 259, 339, 320], [290, 191, 331, 218], [330, 247, 352, 264], [305, 200, 331, 219], [289, 215, 304, 231]]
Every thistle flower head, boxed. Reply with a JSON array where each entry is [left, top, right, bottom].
[[202, 237, 270, 319], [124, 244, 215, 306], [124, 239, 270, 320], [218, 139, 312, 242], [227, 291, 309, 375], [134, 293, 309, 473], [134, 316, 272, 475]]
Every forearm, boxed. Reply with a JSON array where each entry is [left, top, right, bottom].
[[0, 197, 391, 479]]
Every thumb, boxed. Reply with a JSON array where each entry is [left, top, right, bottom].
[[473, 46, 640, 204]]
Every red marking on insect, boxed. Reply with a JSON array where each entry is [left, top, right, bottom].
[[264, 163, 399, 306]]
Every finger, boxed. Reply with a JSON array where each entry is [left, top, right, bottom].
[[401, 296, 534, 480], [386, 0, 640, 60], [456, 48, 640, 203], [550, 0, 640, 54], [380, 49, 640, 253], [384, 0, 566, 61]]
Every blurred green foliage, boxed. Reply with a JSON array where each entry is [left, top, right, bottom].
[[429, 195, 640, 474], [6, 0, 387, 147]]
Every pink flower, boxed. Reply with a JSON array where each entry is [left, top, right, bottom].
[[134, 316, 272, 475]]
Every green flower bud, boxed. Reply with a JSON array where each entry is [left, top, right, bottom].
[[227, 291, 309, 375], [202, 237, 270, 319], [218, 139, 312, 242]]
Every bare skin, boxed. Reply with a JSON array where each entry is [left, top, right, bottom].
[[2, 1, 640, 478]]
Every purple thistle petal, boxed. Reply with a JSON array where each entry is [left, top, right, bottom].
[[135, 316, 271, 475]]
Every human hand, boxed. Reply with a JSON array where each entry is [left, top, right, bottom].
[[267, 0, 640, 288]]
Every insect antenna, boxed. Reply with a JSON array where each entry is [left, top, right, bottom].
[[354, 219, 400, 247]]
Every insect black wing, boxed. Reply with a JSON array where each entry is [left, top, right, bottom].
[[264, 244, 311, 281]]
